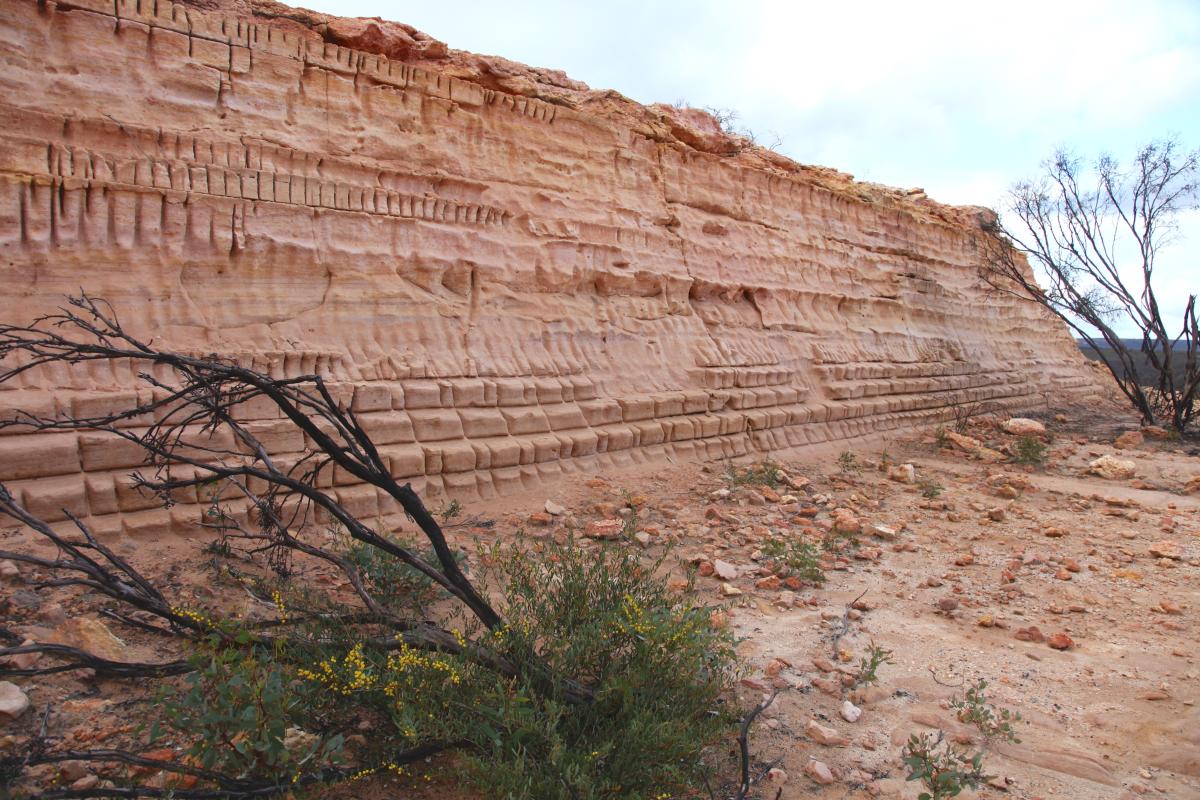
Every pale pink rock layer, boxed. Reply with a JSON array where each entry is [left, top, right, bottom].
[[0, 0, 1100, 538]]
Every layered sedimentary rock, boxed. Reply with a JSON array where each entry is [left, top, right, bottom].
[[0, 0, 1099, 536]]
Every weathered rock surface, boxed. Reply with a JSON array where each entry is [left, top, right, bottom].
[[1089, 455, 1137, 481], [0, 681, 31, 722], [0, 0, 1099, 533], [1002, 417, 1047, 436]]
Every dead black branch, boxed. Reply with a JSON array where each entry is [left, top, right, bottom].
[[977, 139, 1199, 433], [0, 293, 760, 799]]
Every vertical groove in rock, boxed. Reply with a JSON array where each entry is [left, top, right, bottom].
[[0, 0, 1101, 536]]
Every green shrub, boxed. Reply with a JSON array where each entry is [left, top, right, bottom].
[[837, 451, 861, 475], [1013, 435, 1047, 466], [901, 732, 989, 800], [154, 642, 344, 782], [854, 642, 894, 687], [760, 534, 825, 583], [918, 477, 944, 499], [934, 426, 949, 448], [341, 533, 456, 615], [723, 459, 785, 488], [164, 539, 742, 800], [950, 679, 1021, 744], [461, 539, 741, 798]]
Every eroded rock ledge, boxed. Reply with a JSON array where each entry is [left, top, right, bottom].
[[0, 0, 1100, 537]]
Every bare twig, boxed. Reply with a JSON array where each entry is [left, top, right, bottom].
[[733, 690, 779, 800]]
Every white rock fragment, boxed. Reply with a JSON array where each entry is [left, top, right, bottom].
[[0, 682, 31, 722], [713, 559, 739, 581], [1002, 417, 1046, 436], [1089, 454, 1137, 480]]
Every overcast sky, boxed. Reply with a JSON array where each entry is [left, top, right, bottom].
[[307, 0, 1198, 336]]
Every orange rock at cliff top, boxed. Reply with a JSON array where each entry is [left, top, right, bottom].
[[0, 0, 1100, 536]]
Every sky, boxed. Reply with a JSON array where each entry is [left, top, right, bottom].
[[307, 0, 1198, 336]]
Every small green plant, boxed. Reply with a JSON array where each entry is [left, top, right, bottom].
[[951, 679, 1021, 744], [619, 489, 641, 539], [934, 426, 949, 449], [342, 534, 457, 614], [901, 731, 990, 800], [760, 534, 825, 583], [837, 451, 861, 475], [202, 535, 233, 558], [723, 459, 785, 488], [879, 447, 894, 469], [822, 527, 860, 554], [854, 642, 894, 687], [918, 477, 944, 499], [438, 498, 463, 521], [1013, 435, 1047, 467]]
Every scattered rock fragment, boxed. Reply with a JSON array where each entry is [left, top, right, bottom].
[[584, 519, 623, 539], [0, 681, 30, 722], [1113, 430, 1144, 450], [71, 775, 100, 792], [804, 759, 837, 785], [1014, 626, 1044, 643], [49, 617, 128, 662], [1148, 541, 1182, 560], [1088, 455, 1137, 480], [713, 560, 739, 581], [1047, 632, 1074, 650], [59, 761, 90, 782], [870, 524, 898, 541], [1159, 600, 1183, 615], [544, 500, 565, 516], [1002, 418, 1046, 436], [945, 431, 1005, 461], [840, 700, 862, 723]]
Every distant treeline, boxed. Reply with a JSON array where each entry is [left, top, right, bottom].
[[1077, 339, 1191, 386]]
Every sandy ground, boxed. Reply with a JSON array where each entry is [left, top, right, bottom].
[[2, 407, 1198, 799]]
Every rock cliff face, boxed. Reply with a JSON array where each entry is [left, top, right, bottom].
[[0, 0, 1099, 536]]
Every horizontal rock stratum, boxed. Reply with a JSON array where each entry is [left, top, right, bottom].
[[0, 0, 1100, 536]]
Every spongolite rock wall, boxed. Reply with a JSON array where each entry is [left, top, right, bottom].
[[0, 0, 1099, 537]]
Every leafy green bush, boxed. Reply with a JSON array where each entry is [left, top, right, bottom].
[[341, 533, 457, 615], [934, 426, 950, 448], [1013, 435, 1047, 466], [154, 642, 344, 781], [951, 679, 1021, 744], [760, 534, 825, 583], [723, 459, 785, 488], [854, 642, 894, 687], [461, 539, 741, 798], [157, 540, 742, 800], [901, 732, 989, 800], [837, 451, 861, 475]]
